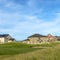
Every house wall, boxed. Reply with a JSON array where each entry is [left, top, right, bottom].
[[5, 35, 15, 43], [4, 37, 8, 43], [0, 37, 12, 44], [28, 36, 57, 44], [22, 41, 30, 44], [23, 37, 49, 44], [47, 34, 57, 42], [0, 37, 5, 44], [8, 40, 12, 42], [40, 37, 48, 43], [28, 37, 40, 44], [48, 37, 57, 42], [7, 35, 12, 38]]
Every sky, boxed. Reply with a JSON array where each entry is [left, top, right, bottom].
[[0, 0, 60, 41]]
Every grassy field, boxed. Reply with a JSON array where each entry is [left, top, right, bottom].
[[0, 42, 60, 60], [0, 42, 41, 55]]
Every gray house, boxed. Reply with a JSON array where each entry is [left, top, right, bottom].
[[0, 34, 16, 44]]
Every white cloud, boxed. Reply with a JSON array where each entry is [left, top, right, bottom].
[[0, 0, 60, 40], [15, 13, 60, 35], [0, 11, 60, 40], [0, 9, 60, 39]]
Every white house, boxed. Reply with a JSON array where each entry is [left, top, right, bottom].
[[0, 34, 16, 44]]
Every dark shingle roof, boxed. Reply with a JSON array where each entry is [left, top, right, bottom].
[[0, 34, 9, 37], [28, 34, 46, 38], [23, 39, 30, 41]]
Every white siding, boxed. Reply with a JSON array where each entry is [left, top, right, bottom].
[[0, 37, 5, 44], [8, 40, 13, 42]]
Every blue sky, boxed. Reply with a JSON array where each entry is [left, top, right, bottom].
[[0, 0, 60, 41]]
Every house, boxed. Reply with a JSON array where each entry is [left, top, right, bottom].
[[21, 34, 57, 44], [27, 34, 48, 44], [21, 39, 30, 44], [0, 34, 16, 44], [55, 36, 60, 41], [47, 34, 57, 42]]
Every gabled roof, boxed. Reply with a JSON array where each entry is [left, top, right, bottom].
[[0, 34, 9, 37], [0, 34, 16, 41], [28, 34, 46, 38]]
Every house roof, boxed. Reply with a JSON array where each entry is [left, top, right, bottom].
[[9, 38, 15, 41], [23, 39, 30, 41], [0, 34, 9, 37], [20, 39, 29, 42], [28, 34, 46, 38]]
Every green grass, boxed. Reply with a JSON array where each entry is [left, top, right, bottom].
[[28, 42, 60, 47], [0, 42, 40, 55], [0, 48, 40, 55], [0, 42, 60, 60], [0, 42, 59, 55]]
